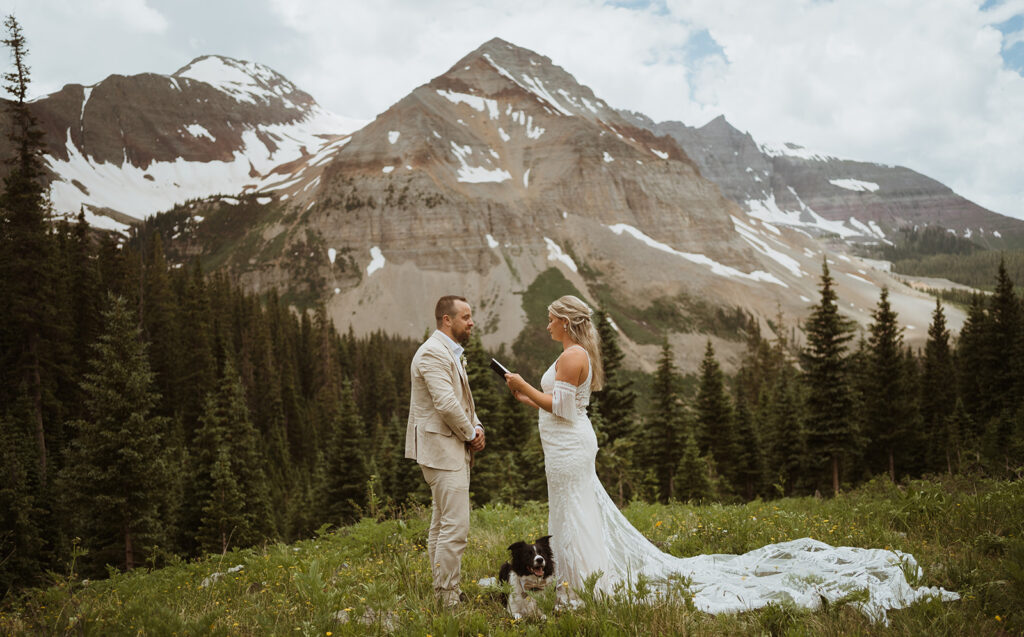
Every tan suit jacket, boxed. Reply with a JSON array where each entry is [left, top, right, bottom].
[[405, 332, 481, 471]]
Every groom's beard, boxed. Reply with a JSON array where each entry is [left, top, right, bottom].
[[453, 325, 471, 345]]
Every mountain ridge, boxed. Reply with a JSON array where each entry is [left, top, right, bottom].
[[4, 39, 1007, 369]]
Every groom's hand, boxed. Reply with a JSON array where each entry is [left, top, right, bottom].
[[470, 426, 485, 451]]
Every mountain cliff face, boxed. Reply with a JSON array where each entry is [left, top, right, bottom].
[[4, 55, 362, 229], [622, 112, 1024, 248], [7, 39, 1003, 370], [151, 38, 968, 366]]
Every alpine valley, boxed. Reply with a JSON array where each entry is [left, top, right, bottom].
[[11, 38, 1024, 372]]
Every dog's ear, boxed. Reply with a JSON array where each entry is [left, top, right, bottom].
[[535, 535, 552, 548], [507, 541, 527, 552]]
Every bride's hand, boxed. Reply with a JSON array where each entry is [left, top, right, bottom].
[[505, 372, 526, 393], [513, 390, 539, 409]]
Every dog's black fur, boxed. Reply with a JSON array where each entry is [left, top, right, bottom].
[[498, 535, 555, 618]]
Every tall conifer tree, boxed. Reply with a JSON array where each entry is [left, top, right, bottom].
[[62, 294, 172, 573], [0, 15, 58, 487], [190, 355, 275, 551], [641, 340, 686, 501], [988, 258, 1021, 417], [319, 380, 368, 524], [956, 295, 989, 443], [764, 367, 805, 496], [801, 260, 856, 496], [592, 308, 636, 443], [674, 432, 712, 501], [865, 287, 911, 481], [921, 299, 955, 471], [695, 340, 738, 490]]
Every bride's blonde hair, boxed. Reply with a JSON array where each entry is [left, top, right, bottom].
[[548, 295, 604, 391]]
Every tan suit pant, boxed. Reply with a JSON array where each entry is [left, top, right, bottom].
[[421, 462, 470, 604]]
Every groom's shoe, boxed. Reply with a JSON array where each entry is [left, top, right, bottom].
[[438, 589, 465, 609]]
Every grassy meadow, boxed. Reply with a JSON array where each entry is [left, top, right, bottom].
[[2, 474, 1022, 636]]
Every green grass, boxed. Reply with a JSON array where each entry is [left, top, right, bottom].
[[2, 475, 1022, 635]]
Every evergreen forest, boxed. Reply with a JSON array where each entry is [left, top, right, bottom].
[[3, 16, 1024, 603]]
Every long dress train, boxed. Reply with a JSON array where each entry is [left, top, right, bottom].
[[537, 348, 957, 623]]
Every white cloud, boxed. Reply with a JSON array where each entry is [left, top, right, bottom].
[[3, 0, 1023, 220], [96, 0, 168, 33], [660, 0, 1024, 218]]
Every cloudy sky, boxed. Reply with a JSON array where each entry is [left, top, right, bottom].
[[3, 0, 1023, 218]]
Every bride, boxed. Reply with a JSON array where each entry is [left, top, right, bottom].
[[503, 294, 956, 622]]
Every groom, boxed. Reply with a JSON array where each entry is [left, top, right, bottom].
[[406, 295, 486, 608]]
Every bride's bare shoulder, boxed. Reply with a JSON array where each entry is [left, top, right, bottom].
[[554, 346, 588, 383]]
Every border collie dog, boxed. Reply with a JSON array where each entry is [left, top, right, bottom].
[[498, 535, 555, 619]]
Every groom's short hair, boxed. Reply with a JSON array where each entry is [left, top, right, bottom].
[[435, 295, 468, 327]]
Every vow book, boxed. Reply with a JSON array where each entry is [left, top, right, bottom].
[[489, 358, 512, 380]]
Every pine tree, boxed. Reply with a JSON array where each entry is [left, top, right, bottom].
[[0, 406, 45, 593], [764, 366, 805, 496], [944, 399, 971, 474], [956, 294, 989, 442], [674, 432, 712, 501], [592, 308, 636, 443], [319, 380, 369, 524], [695, 340, 738, 490], [61, 294, 172, 573], [463, 331, 503, 505], [800, 260, 856, 496], [0, 15, 58, 488], [60, 212, 103, 413], [196, 446, 246, 555], [640, 340, 686, 502], [921, 299, 956, 472], [988, 258, 1021, 416], [190, 355, 275, 552], [141, 233, 181, 419], [864, 287, 911, 481], [732, 400, 764, 500]]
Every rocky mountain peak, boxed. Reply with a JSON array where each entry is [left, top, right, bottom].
[[172, 55, 314, 111], [435, 38, 619, 125]]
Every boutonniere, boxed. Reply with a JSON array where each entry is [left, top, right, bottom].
[[460, 354, 468, 368]]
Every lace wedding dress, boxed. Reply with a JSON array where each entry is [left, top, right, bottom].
[[538, 347, 957, 623]]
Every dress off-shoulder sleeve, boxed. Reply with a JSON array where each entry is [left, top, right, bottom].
[[551, 380, 578, 421]]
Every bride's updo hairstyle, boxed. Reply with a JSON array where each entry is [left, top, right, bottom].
[[548, 295, 604, 391]]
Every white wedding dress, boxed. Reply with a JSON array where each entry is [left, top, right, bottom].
[[538, 347, 957, 623]]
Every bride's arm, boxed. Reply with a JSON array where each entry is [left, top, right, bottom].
[[512, 390, 541, 410], [505, 373, 552, 412], [505, 349, 588, 415]]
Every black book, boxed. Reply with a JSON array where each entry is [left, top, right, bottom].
[[489, 358, 512, 380]]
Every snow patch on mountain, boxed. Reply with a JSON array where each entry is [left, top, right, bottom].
[[46, 106, 365, 221], [176, 56, 299, 106], [830, 178, 880, 192], [436, 90, 500, 119], [185, 124, 215, 141], [761, 141, 836, 162], [366, 247, 385, 275], [607, 223, 786, 287], [449, 141, 510, 183], [731, 216, 805, 278], [744, 192, 861, 239], [544, 237, 578, 272]]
